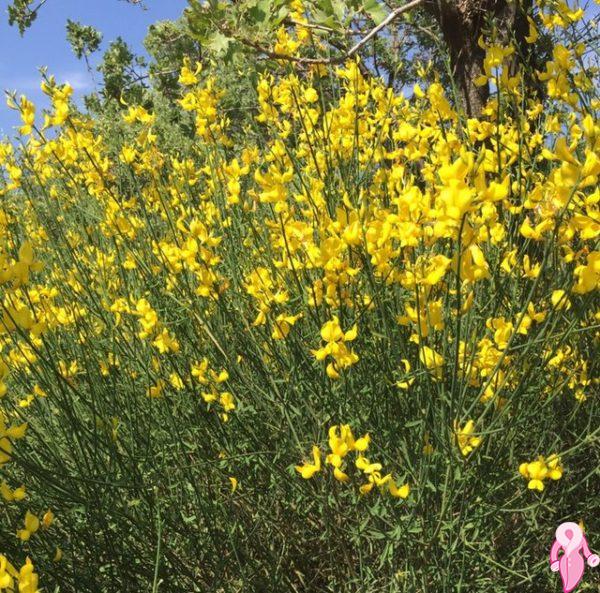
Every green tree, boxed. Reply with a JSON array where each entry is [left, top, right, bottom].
[[7, 0, 144, 34], [97, 37, 148, 103], [66, 19, 103, 61], [185, 0, 552, 115], [143, 18, 203, 99]]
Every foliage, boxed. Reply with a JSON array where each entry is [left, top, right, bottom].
[[96, 37, 148, 104], [65, 20, 104, 61], [143, 19, 203, 100], [184, 0, 435, 77], [0, 1, 599, 592]]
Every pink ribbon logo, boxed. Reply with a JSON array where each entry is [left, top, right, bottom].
[[550, 522, 599, 593]]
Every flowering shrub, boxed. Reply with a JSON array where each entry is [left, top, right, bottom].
[[0, 4, 598, 591]]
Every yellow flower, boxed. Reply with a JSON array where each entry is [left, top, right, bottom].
[[525, 16, 538, 44], [17, 557, 38, 593], [327, 424, 355, 459], [551, 289, 571, 311], [42, 509, 54, 528], [396, 359, 414, 390], [454, 420, 482, 456], [355, 455, 382, 474], [271, 313, 302, 340], [0, 554, 15, 588], [421, 255, 452, 286], [572, 252, 600, 294], [389, 481, 410, 499], [152, 329, 180, 354], [359, 481, 374, 495], [519, 454, 563, 491], [333, 467, 350, 482], [18, 96, 35, 136], [354, 434, 370, 452], [312, 317, 359, 378], [419, 346, 444, 380], [120, 145, 137, 164], [17, 511, 40, 542], [486, 317, 513, 350], [320, 317, 344, 343], [413, 83, 425, 98], [295, 445, 321, 479], [304, 87, 318, 103], [178, 57, 202, 86], [546, 454, 563, 480]]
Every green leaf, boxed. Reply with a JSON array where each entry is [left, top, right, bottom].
[[206, 31, 231, 56], [404, 420, 422, 428], [248, 0, 272, 26], [362, 0, 388, 25], [313, 9, 336, 27], [314, 0, 343, 26], [316, 0, 333, 14], [275, 4, 290, 24], [186, 7, 212, 42], [331, 0, 346, 23], [182, 514, 197, 524]]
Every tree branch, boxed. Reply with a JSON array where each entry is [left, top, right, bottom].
[[344, 0, 424, 59], [233, 0, 425, 66]]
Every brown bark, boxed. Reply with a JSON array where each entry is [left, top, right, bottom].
[[424, 0, 533, 117]]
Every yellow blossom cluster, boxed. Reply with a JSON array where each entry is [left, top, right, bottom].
[[454, 420, 483, 456], [296, 425, 410, 498], [311, 317, 359, 379], [519, 454, 563, 491], [0, 555, 39, 593]]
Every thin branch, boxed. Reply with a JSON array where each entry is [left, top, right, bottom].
[[283, 18, 339, 34], [284, 18, 368, 35], [32, 0, 49, 13], [29, 0, 49, 19], [407, 22, 441, 43], [344, 0, 425, 58]]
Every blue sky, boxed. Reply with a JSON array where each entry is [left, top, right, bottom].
[[0, 0, 188, 136]]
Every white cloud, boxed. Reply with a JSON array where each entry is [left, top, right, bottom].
[[1, 70, 93, 94], [1, 76, 43, 93], [59, 70, 94, 92]]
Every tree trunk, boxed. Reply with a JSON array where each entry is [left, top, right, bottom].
[[424, 0, 533, 117]]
